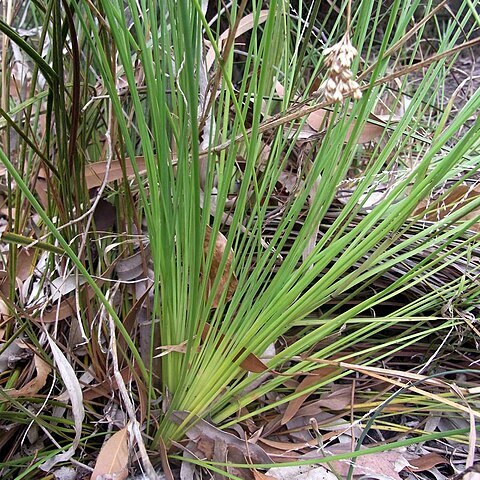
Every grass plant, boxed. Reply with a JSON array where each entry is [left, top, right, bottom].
[[0, 0, 479, 478]]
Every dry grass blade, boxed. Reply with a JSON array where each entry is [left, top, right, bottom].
[[40, 334, 85, 471], [2, 0, 480, 476], [324, 360, 480, 419]]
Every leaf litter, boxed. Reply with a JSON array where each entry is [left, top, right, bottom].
[[91, 427, 130, 480], [1, 3, 480, 480]]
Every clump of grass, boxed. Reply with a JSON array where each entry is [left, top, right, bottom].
[[0, 0, 479, 478]]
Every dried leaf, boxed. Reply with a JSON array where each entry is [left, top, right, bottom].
[[355, 117, 389, 143], [325, 444, 409, 479], [253, 470, 278, 480], [37, 157, 147, 193], [204, 226, 238, 308], [275, 81, 285, 98], [34, 177, 49, 208], [85, 158, 146, 189], [50, 275, 86, 302], [265, 465, 336, 480], [408, 453, 448, 471], [15, 248, 35, 282], [239, 353, 270, 373], [53, 466, 77, 480], [317, 385, 352, 410], [40, 281, 111, 324], [91, 427, 129, 480], [121, 286, 152, 335], [414, 185, 480, 231], [180, 445, 198, 480], [159, 437, 174, 480], [40, 335, 85, 471], [464, 471, 480, 480], [277, 170, 299, 194], [257, 445, 300, 462], [263, 438, 315, 452], [41, 296, 76, 323], [93, 198, 116, 231], [83, 367, 132, 402], [0, 340, 24, 373], [7, 352, 51, 397], [116, 249, 150, 282], [206, 11, 270, 71], [306, 109, 330, 131], [307, 111, 391, 143], [281, 366, 342, 425], [258, 433, 345, 457], [154, 341, 189, 357], [213, 437, 229, 480], [171, 411, 273, 465]]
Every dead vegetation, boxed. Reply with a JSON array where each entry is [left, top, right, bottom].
[[0, 1, 479, 479]]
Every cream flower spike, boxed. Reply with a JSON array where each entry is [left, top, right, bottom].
[[323, 34, 362, 103]]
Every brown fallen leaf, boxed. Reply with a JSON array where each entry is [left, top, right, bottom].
[[38, 157, 147, 192], [407, 452, 448, 471], [119, 286, 152, 336], [7, 351, 51, 398], [324, 444, 409, 480], [15, 248, 35, 283], [0, 247, 36, 297], [258, 436, 336, 453], [171, 411, 273, 465], [281, 366, 343, 425], [414, 185, 480, 232], [91, 427, 129, 480], [93, 197, 116, 231], [40, 296, 77, 323], [34, 177, 48, 208], [256, 444, 300, 462], [253, 470, 278, 480], [265, 465, 336, 480], [115, 248, 150, 282], [82, 367, 133, 402], [154, 341, 189, 357], [204, 226, 238, 308], [85, 157, 147, 189], [159, 438, 174, 480], [307, 110, 393, 143], [306, 108, 330, 131]]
